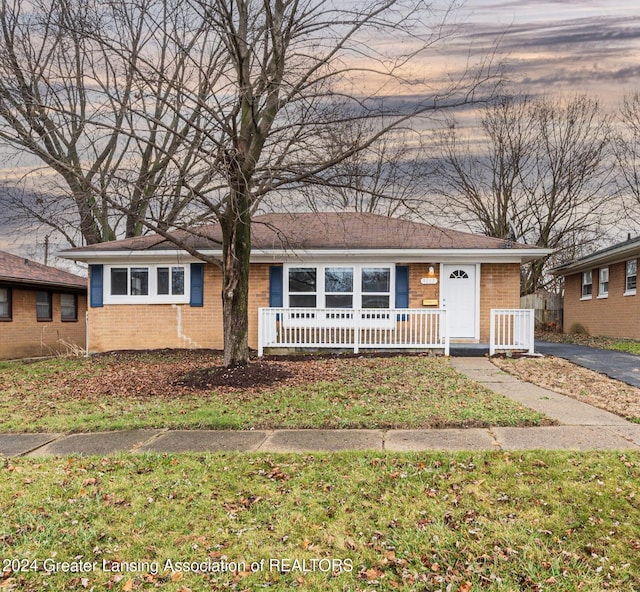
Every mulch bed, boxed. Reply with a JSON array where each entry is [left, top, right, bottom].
[[175, 361, 293, 389]]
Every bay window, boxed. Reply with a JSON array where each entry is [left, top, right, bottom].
[[285, 264, 393, 309]]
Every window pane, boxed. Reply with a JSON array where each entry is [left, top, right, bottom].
[[326, 294, 353, 308], [130, 268, 149, 296], [36, 291, 51, 320], [362, 295, 390, 308], [157, 267, 170, 295], [111, 268, 128, 295], [325, 268, 353, 293], [61, 293, 77, 321], [172, 267, 185, 295], [289, 268, 316, 292], [0, 288, 8, 318], [362, 268, 390, 293], [290, 294, 316, 308], [627, 261, 637, 291]]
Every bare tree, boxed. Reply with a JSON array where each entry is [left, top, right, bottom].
[[432, 94, 614, 294], [290, 120, 429, 218], [2, 0, 497, 366], [0, 0, 208, 245], [615, 91, 640, 220]]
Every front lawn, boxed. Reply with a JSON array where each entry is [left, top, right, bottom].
[[1, 451, 639, 591], [0, 352, 549, 433]]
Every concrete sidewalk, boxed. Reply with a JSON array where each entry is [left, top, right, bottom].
[[1, 358, 639, 457]]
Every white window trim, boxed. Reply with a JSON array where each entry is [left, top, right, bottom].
[[283, 263, 395, 309], [104, 264, 190, 304], [597, 267, 609, 299], [581, 271, 593, 301], [625, 260, 637, 296]]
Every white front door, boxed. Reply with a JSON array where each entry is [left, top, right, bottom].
[[441, 264, 478, 339]]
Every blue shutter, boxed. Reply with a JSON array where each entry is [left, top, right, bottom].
[[190, 263, 204, 307], [89, 264, 103, 308], [395, 265, 409, 308], [269, 266, 283, 307], [395, 265, 409, 320]]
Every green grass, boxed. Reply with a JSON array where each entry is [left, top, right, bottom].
[[1, 451, 639, 591], [0, 354, 549, 433]]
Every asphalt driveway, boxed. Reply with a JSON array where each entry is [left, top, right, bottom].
[[535, 340, 640, 388]]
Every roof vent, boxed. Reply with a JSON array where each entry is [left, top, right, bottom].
[[629, 233, 633, 241]]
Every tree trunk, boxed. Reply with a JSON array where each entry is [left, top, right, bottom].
[[220, 198, 252, 367]]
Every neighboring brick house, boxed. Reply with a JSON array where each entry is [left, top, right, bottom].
[[552, 235, 640, 339], [0, 251, 87, 359], [58, 212, 550, 354]]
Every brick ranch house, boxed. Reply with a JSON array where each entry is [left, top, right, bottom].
[[552, 234, 640, 339], [0, 250, 87, 359], [58, 212, 550, 355]]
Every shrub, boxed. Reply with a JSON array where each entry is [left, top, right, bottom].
[[569, 323, 589, 335]]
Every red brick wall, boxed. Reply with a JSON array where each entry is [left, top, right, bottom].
[[563, 260, 640, 338], [0, 287, 87, 359]]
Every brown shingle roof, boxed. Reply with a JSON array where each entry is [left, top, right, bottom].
[[0, 251, 87, 290], [61, 212, 529, 253]]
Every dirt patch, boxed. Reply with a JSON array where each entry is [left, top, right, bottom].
[[45, 350, 367, 399], [492, 356, 640, 422], [176, 361, 293, 389]]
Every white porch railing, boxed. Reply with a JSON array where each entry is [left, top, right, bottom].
[[490, 309, 535, 356], [258, 308, 450, 356]]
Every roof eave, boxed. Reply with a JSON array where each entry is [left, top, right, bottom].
[[0, 275, 87, 291], [59, 247, 551, 264], [551, 242, 640, 276]]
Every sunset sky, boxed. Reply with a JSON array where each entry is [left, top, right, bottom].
[[2, 0, 640, 256], [457, 0, 640, 104]]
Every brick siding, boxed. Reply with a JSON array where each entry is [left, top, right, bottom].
[[0, 287, 87, 359], [479, 263, 521, 342], [563, 260, 640, 338], [86, 261, 521, 352], [87, 264, 271, 352]]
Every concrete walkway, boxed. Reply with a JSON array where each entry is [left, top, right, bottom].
[[1, 358, 639, 457]]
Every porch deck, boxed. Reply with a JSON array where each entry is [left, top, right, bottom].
[[258, 308, 534, 357]]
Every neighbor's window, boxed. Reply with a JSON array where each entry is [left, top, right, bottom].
[[36, 290, 52, 321], [599, 267, 609, 297], [0, 287, 11, 320], [324, 267, 353, 308], [362, 267, 391, 308], [581, 271, 593, 298], [60, 293, 78, 321], [288, 268, 317, 307], [626, 260, 637, 294]]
